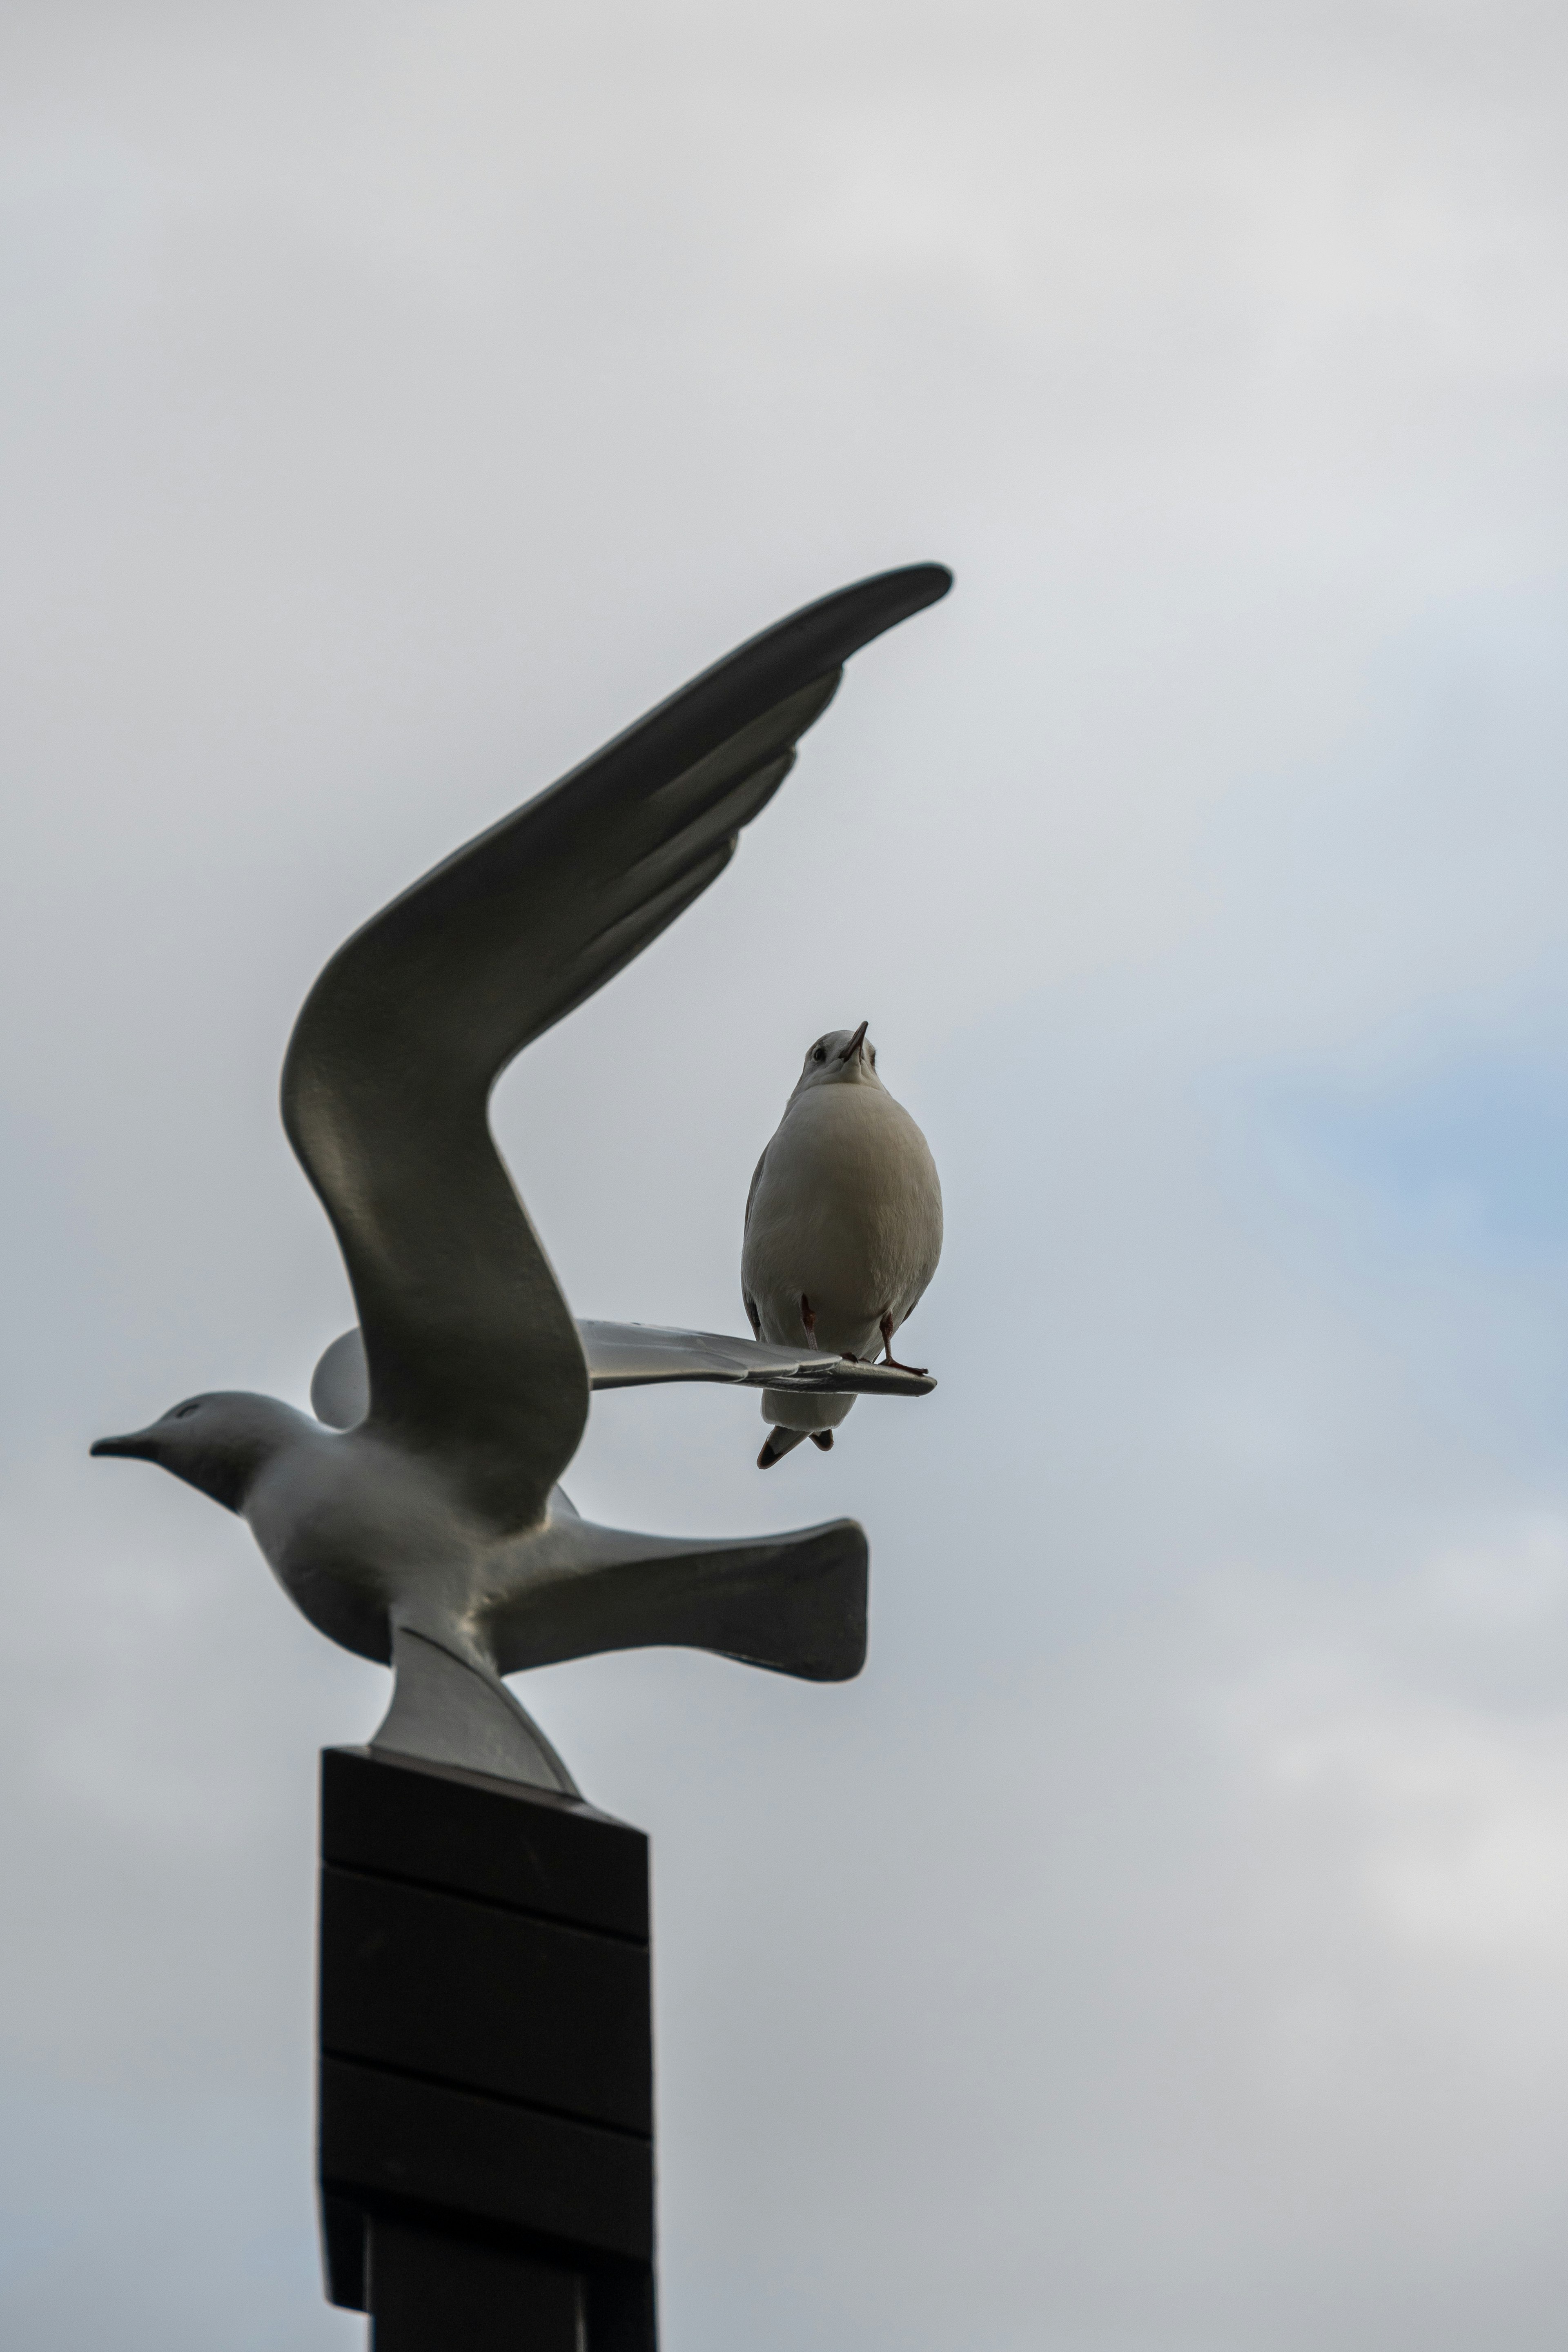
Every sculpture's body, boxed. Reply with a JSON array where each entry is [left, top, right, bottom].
[[92, 564, 952, 1790], [744, 1024, 943, 1467], [103, 1388, 869, 1788]]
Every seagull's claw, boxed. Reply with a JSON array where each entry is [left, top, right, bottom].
[[879, 1312, 928, 1378]]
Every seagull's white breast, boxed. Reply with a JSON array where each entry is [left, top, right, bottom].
[[742, 1082, 942, 1361]]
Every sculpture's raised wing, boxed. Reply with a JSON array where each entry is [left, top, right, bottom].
[[283, 564, 952, 1528], [310, 1321, 935, 1429]]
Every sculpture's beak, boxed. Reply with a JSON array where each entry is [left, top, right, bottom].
[[90, 1427, 163, 1462], [840, 1020, 869, 1065]]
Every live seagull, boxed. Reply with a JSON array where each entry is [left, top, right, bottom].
[[743, 1023, 943, 1467], [91, 565, 951, 1792]]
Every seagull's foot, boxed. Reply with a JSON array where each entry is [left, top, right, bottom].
[[879, 1312, 928, 1378], [758, 1425, 811, 1469], [810, 1430, 835, 1452]]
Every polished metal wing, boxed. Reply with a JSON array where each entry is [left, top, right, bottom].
[[309, 1321, 935, 1429], [578, 1321, 937, 1395], [282, 564, 952, 1529]]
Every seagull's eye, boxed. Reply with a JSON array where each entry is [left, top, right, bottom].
[[869, 1046, 877, 1066], [812, 1045, 826, 1063], [171, 1399, 202, 1420]]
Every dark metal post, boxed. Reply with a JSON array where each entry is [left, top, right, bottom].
[[316, 1747, 657, 2349]]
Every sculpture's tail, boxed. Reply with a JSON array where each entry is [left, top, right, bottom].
[[371, 1623, 581, 1795], [489, 1514, 869, 1684]]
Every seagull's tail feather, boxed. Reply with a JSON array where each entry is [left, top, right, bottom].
[[490, 1516, 869, 1684], [758, 1424, 809, 1468]]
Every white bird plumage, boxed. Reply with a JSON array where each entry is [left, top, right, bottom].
[[742, 1022, 942, 1467]]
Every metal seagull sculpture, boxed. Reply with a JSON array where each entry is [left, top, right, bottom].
[[91, 563, 951, 1794]]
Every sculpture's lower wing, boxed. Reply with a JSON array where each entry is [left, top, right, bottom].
[[282, 564, 951, 1531], [310, 1322, 935, 1429], [367, 1506, 867, 1793]]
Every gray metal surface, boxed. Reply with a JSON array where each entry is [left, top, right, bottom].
[[92, 564, 951, 1787], [310, 1321, 934, 1428]]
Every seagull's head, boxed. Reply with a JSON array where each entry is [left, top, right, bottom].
[[91, 1392, 302, 1514], [791, 1021, 881, 1098]]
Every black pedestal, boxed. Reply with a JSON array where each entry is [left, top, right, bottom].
[[316, 1746, 657, 2349]]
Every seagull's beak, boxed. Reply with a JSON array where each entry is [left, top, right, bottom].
[[840, 1020, 869, 1065], [90, 1427, 164, 1462]]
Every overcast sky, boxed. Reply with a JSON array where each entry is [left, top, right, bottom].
[[4, 2, 1568, 2345]]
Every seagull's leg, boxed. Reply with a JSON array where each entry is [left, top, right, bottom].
[[879, 1310, 929, 1377], [810, 1431, 834, 1452], [800, 1293, 818, 1346]]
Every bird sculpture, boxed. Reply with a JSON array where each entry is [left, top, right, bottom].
[[91, 564, 951, 1791], [742, 1022, 943, 1467]]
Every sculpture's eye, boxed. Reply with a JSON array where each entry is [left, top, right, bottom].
[[172, 1400, 201, 1420], [869, 1046, 876, 1067], [812, 1045, 826, 1062]]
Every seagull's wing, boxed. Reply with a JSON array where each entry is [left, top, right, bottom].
[[743, 1147, 766, 1239], [309, 1320, 933, 1429], [741, 1148, 768, 1332], [283, 563, 952, 1526]]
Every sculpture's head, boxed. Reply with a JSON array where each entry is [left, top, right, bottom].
[[791, 1020, 881, 1098], [91, 1392, 302, 1514]]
